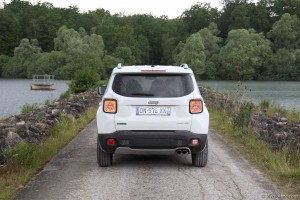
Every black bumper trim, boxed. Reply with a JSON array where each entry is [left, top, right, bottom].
[[98, 130, 207, 154]]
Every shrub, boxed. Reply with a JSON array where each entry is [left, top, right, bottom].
[[260, 99, 270, 109], [233, 102, 254, 129], [69, 67, 100, 94], [21, 103, 39, 114]]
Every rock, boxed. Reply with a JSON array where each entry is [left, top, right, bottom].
[[276, 122, 287, 128], [16, 121, 25, 126], [51, 109, 60, 116], [35, 122, 47, 130], [280, 118, 288, 122], [0, 89, 100, 163], [6, 131, 22, 147], [64, 114, 75, 125]]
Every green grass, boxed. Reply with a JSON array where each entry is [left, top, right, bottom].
[[0, 106, 97, 200], [59, 89, 72, 100], [258, 99, 300, 123], [21, 103, 39, 114], [209, 107, 300, 195]]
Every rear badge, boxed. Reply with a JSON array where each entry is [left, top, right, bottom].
[[148, 100, 159, 105]]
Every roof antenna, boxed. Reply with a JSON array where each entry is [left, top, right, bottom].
[[117, 63, 122, 69]]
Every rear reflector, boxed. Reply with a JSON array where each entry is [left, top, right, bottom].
[[190, 139, 199, 146], [107, 138, 116, 146], [103, 99, 117, 113], [189, 99, 203, 114]]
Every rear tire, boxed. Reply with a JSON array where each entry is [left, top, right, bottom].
[[192, 139, 208, 167], [97, 135, 112, 167]]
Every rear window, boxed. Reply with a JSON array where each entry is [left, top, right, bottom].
[[112, 74, 194, 97]]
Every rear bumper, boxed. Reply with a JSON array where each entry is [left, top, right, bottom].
[[98, 130, 207, 154]]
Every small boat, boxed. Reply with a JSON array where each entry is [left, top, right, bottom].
[[31, 75, 55, 90]]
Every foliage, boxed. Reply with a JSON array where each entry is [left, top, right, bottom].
[[259, 99, 270, 109], [0, 55, 9, 77], [267, 13, 300, 50], [174, 32, 206, 78], [26, 51, 67, 78], [21, 103, 39, 114], [112, 46, 136, 65], [182, 3, 219, 33], [0, 0, 300, 80], [2, 38, 41, 78], [68, 67, 100, 93], [217, 29, 272, 80], [233, 102, 254, 128]]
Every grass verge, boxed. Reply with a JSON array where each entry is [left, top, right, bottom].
[[209, 107, 300, 195], [0, 106, 97, 200]]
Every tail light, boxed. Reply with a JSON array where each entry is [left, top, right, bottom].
[[189, 99, 203, 114], [103, 99, 117, 113]]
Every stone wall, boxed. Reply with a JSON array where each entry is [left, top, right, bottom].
[[202, 88, 300, 150], [0, 89, 100, 164]]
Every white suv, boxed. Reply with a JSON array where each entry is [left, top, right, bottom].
[[96, 64, 209, 167]]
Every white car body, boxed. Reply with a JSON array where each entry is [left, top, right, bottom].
[[96, 64, 209, 167]]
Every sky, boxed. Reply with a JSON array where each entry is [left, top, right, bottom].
[[6, 0, 223, 19]]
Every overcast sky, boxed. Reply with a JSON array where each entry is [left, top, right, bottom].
[[5, 0, 223, 19]]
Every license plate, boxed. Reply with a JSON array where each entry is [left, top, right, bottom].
[[136, 106, 171, 116]]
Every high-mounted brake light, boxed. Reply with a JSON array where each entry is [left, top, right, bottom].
[[189, 99, 203, 114], [103, 99, 117, 113], [141, 70, 166, 72]]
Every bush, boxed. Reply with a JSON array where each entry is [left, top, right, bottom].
[[21, 103, 39, 114], [68, 67, 100, 94], [260, 99, 270, 109], [233, 102, 254, 129]]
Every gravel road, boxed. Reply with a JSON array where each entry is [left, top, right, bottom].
[[14, 120, 281, 200]]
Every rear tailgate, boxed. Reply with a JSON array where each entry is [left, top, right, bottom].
[[115, 96, 192, 131]]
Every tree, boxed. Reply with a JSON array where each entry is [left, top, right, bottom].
[[0, 9, 20, 55], [113, 46, 136, 65], [14, 38, 41, 60], [2, 38, 41, 78], [217, 29, 272, 80], [230, 4, 251, 29], [199, 23, 221, 59], [26, 51, 67, 79], [175, 32, 206, 78], [0, 55, 10, 77], [182, 3, 220, 34], [69, 67, 100, 93], [272, 0, 300, 18], [267, 13, 300, 50], [53, 26, 106, 79]]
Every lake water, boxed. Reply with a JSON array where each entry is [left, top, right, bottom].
[[0, 79, 69, 119], [199, 81, 300, 111], [0, 80, 299, 118]]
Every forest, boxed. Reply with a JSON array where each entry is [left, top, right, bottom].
[[0, 0, 300, 80]]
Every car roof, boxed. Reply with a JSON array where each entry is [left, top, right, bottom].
[[112, 65, 193, 74]]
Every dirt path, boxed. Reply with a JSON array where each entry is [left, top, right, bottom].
[[14, 120, 281, 200]]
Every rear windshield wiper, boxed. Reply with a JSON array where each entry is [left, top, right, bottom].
[[131, 93, 154, 96]]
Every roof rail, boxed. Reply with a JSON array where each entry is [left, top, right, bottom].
[[117, 63, 122, 69], [181, 63, 189, 69]]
